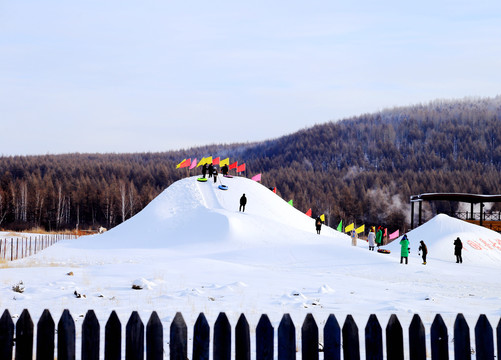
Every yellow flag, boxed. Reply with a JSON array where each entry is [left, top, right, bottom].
[[205, 156, 213, 164], [197, 157, 207, 167], [345, 223, 354, 233], [355, 224, 365, 234], [176, 159, 186, 169], [320, 214, 325, 222], [220, 158, 230, 167]]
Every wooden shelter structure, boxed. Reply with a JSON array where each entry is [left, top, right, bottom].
[[409, 193, 501, 230]]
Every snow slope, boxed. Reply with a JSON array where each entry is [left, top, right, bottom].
[[1, 176, 500, 357]]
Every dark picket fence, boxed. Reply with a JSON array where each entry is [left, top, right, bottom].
[[0, 309, 499, 359]]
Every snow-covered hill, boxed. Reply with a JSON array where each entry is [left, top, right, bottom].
[[1, 176, 500, 356]]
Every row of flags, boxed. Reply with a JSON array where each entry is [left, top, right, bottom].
[[176, 157, 261, 182]]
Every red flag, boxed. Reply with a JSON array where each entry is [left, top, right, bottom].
[[212, 157, 220, 165], [273, 187, 277, 194], [237, 163, 246, 172], [305, 208, 312, 217], [384, 228, 388, 237], [179, 158, 191, 168], [229, 161, 238, 170]]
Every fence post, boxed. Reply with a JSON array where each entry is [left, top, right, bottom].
[[82, 310, 100, 360], [15, 309, 34, 360], [386, 314, 403, 360], [193, 312, 210, 360], [11, 239, 13, 261], [278, 313, 296, 360], [0, 310, 14, 360], [37, 309, 55, 359], [302, 313, 318, 360], [105, 310, 122, 360], [474, 314, 494, 359], [256, 314, 274, 360], [323, 314, 341, 360], [453, 313, 470, 360], [214, 312, 231, 360], [235, 313, 251, 360], [431, 314, 448, 359], [58, 309, 76, 360], [147, 311, 164, 360], [169, 312, 187, 360], [126, 311, 144, 360], [409, 314, 426, 360], [365, 314, 383, 360], [497, 318, 501, 360], [342, 315, 360, 360], [16, 238, 18, 260]]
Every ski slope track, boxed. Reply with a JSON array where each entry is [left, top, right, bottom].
[[1, 176, 501, 353]]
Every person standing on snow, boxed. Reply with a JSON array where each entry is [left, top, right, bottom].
[[239, 194, 247, 212], [315, 216, 322, 234], [375, 226, 383, 248], [202, 164, 207, 178], [454, 237, 463, 263], [208, 163, 214, 178], [221, 164, 229, 176], [213, 167, 218, 183], [367, 226, 376, 251], [418, 240, 428, 265], [399, 234, 410, 264], [351, 229, 358, 246]]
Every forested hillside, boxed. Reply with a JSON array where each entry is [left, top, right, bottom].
[[1, 97, 500, 232]]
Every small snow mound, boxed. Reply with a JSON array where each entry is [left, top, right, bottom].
[[132, 278, 156, 290], [318, 284, 335, 294]]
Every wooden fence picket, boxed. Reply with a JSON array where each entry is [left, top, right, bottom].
[[323, 314, 341, 360], [386, 314, 403, 360], [37, 309, 55, 359], [365, 314, 383, 360], [430, 314, 448, 359], [213, 312, 231, 360], [147, 311, 164, 360], [409, 314, 426, 360], [453, 313, 470, 360], [278, 313, 296, 360], [342, 315, 360, 360], [15, 309, 34, 360], [126, 311, 144, 360], [256, 314, 274, 360], [82, 310, 100, 360], [105, 310, 122, 360], [58, 309, 76, 360], [301, 313, 318, 360], [0, 310, 14, 360], [475, 314, 494, 359], [193, 312, 210, 360], [169, 312, 186, 360], [235, 313, 251, 360]]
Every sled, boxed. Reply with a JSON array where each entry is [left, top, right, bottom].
[[377, 249, 391, 254], [223, 175, 233, 178], [197, 178, 208, 182], [218, 184, 228, 190]]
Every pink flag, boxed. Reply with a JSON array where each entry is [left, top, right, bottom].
[[251, 173, 261, 182], [189, 158, 197, 169], [389, 230, 400, 240]]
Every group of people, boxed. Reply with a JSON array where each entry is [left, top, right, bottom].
[[367, 226, 385, 250], [399, 235, 463, 265]]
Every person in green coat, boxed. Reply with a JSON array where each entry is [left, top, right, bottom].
[[399, 234, 410, 264], [375, 226, 383, 248]]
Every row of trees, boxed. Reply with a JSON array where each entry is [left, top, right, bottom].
[[1, 96, 500, 232]]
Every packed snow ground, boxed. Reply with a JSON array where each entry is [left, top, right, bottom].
[[1, 176, 501, 357]]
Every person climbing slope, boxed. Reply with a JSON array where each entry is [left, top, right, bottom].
[[239, 194, 247, 212], [454, 237, 463, 263], [399, 234, 410, 264], [418, 240, 428, 265], [315, 216, 322, 234]]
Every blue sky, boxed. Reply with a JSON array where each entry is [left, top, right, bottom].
[[1, 0, 500, 155]]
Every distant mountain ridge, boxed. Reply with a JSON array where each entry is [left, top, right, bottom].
[[0, 96, 500, 231]]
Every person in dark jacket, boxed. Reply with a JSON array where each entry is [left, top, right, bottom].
[[239, 194, 247, 212], [418, 240, 428, 265], [202, 164, 207, 178], [213, 168, 218, 183], [454, 237, 463, 263], [208, 163, 214, 178], [315, 216, 322, 234], [221, 164, 229, 176]]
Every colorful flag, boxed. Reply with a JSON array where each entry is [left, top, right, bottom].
[[336, 220, 343, 232], [320, 214, 325, 222], [197, 157, 206, 167], [213, 157, 220, 165], [220, 158, 230, 167], [345, 223, 354, 233], [389, 230, 400, 240], [179, 158, 191, 169], [272, 187, 277, 194], [229, 161, 238, 170], [251, 173, 261, 182], [237, 163, 246, 172], [384, 228, 388, 237], [189, 158, 198, 169], [288, 199, 293, 206], [305, 208, 312, 217], [176, 159, 186, 169], [205, 156, 213, 165], [355, 224, 365, 234]]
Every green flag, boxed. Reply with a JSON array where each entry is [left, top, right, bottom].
[[288, 199, 293, 206], [337, 220, 343, 232]]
